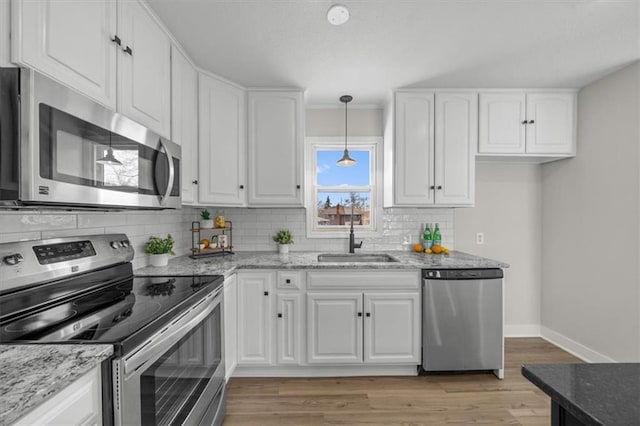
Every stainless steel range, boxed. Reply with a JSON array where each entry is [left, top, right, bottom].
[[0, 234, 226, 426]]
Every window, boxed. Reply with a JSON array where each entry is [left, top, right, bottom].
[[306, 137, 382, 238]]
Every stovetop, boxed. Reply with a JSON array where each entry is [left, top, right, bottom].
[[0, 265, 224, 356]]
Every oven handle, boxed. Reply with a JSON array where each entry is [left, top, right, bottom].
[[123, 288, 221, 375], [158, 138, 175, 206]]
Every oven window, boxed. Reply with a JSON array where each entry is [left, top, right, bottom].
[[140, 304, 222, 426], [38, 103, 179, 196]]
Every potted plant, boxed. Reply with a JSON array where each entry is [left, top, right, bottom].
[[200, 209, 214, 229], [144, 234, 175, 267], [272, 229, 294, 254]]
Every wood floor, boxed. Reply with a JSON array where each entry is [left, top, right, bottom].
[[223, 338, 581, 425]]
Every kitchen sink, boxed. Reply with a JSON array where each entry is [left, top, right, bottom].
[[317, 253, 399, 263]]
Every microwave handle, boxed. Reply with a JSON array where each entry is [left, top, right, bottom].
[[158, 139, 175, 206]]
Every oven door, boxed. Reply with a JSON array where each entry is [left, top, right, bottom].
[[20, 69, 181, 209], [113, 288, 224, 426]]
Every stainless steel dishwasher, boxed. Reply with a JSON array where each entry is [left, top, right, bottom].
[[422, 268, 504, 379]]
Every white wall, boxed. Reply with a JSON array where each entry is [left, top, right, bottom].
[[455, 163, 542, 336], [541, 61, 640, 362], [0, 208, 199, 269], [306, 108, 383, 137]]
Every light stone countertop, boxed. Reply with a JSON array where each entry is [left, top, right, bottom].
[[134, 250, 509, 277], [0, 344, 113, 426]]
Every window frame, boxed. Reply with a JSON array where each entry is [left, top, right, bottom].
[[305, 136, 383, 239]]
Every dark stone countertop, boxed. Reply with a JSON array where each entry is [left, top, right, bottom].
[[522, 363, 640, 426]]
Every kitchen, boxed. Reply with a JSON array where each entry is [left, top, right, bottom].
[[0, 0, 638, 425]]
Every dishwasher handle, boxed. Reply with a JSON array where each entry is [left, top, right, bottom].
[[423, 268, 503, 280]]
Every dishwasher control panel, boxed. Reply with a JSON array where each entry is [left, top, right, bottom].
[[423, 268, 503, 280]]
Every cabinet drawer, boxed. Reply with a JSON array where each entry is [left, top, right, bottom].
[[277, 271, 303, 290], [307, 270, 420, 290]]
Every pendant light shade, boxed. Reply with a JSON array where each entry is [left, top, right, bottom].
[[96, 134, 122, 166], [336, 94, 356, 167]]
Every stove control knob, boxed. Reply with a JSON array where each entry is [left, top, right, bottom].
[[121, 240, 130, 248], [110, 241, 120, 249], [4, 253, 24, 265]]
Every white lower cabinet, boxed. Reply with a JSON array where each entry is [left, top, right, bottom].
[[276, 293, 303, 364], [307, 293, 363, 364], [236, 271, 274, 365], [364, 293, 421, 363], [14, 366, 102, 426], [224, 274, 238, 379], [307, 291, 420, 365]]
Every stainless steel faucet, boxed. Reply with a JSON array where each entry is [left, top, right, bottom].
[[348, 202, 363, 253]]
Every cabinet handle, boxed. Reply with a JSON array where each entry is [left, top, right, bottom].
[[430, 185, 435, 190], [264, 291, 269, 296], [111, 35, 121, 46], [366, 312, 371, 317], [192, 180, 198, 185], [296, 185, 301, 189], [277, 313, 283, 318], [357, 312, 362, 317], [285, 279, 291, 284], [239, 185, 244, 189], [522, 120, 528, 125], [437, 185, 442, 190], [123, 46, 133, 56], [528, 120, 535, 124]]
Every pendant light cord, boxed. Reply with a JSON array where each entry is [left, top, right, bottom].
[[344, 99, 348, 151]]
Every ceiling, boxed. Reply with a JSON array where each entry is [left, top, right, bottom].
[[148, 0, 639, 106]]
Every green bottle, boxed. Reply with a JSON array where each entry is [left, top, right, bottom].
[[433, 223, 442, 247], [422, 224, 432, 249]]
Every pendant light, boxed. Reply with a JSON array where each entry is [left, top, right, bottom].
[[96, 133, 122, 166], [336, 95, 356, 166]]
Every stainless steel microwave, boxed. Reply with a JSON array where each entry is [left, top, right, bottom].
[[0, 68, 181, 209]]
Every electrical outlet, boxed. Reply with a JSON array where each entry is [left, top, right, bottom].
[[476, 232, 484, 245]]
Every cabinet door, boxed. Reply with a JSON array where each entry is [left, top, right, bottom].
[[224, 274, 238, 379], [247, 91, 304, 206], [171, 46, 198, 204], [307, 292, 362, 364], [276, 293, 303, 364], [12, 0, 117, 108], [198, 73, 247, 206], [364, 293, 420, 364], [525, 93, 575, 154], [394, 92, 435, 206], [14, 366, 102, 426], [117, 0, 171, 137], [478, 93, 526, 154], [434, 92, 476, 206], [237, 272, 274, 365]]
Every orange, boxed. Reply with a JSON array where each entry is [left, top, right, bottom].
[[200, 239, 210, 248], [432, 245, 442, 254], [412, 243, 423, 253]]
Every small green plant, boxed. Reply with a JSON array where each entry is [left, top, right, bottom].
[[272, 229, 294, 245], [144, 234, 175, 255], [200, 209, 211, 220]]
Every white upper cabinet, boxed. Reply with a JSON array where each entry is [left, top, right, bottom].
[[171, 46, 198, 204], [478, 91, 575, 156], [198, 73, 247, 206], [434, 92, 477, 205], [525, 93, 576, 154], [394, 92, 435, 206], [11, 0, 117, 108], [391, 91, 476, 207], [12, 0, 172, 137], [117, 0, 171, 137], [247, 90, 304, 206]]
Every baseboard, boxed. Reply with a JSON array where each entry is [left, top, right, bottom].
[[540, 326, 615, 363], [504, 324, 541, 337], [233, 364, 418, 377]]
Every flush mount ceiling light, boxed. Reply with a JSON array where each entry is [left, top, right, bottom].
[[96, 134, 122, 166], [327, 4, 350, 26], [336, 95, 356, 167]]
